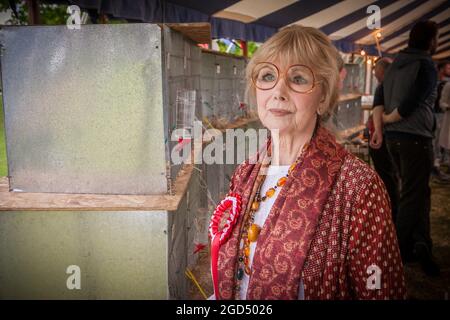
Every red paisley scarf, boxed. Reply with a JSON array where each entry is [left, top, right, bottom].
[[216, 125, 348, 299]]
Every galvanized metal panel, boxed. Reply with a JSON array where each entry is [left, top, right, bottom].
[[0, 24, 167, 194], [0, 210, 169, 299]]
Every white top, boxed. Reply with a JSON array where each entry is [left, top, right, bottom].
[[239, 165, 290, 300]]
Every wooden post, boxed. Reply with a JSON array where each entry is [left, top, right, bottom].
[[242, 40, 248, 58], [99, 13, 108, 24], [26, 0, 40, 25]]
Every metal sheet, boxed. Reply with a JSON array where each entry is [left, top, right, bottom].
[[0, 24, 167, 194], [0, 210, 169, 299]]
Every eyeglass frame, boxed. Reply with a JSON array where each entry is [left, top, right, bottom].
[[251, 62, 322, 94]]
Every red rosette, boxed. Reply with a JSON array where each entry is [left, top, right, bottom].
[[208, 192, 242, 299], [208, 192, 242, 245]]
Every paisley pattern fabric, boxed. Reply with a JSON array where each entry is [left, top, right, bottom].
[[215, 126, 407, 300]]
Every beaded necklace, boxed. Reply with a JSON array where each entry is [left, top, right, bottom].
[[234, 123, 318, 297]]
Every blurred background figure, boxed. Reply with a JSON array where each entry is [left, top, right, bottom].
[[431, 60, 450, 183], [368, 57, 398, 222], [438, 61, 450, 173], [380, 20, 440, 277]]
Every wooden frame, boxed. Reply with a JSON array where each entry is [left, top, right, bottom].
[[0, 163, 193, 211]]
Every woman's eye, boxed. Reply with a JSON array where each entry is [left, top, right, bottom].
[[292, 75, 307, 84], [261, 73, 276, 82]]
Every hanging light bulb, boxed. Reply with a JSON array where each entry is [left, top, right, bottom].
[[376, 32, 382, 39], [360, 49, 366, 56]]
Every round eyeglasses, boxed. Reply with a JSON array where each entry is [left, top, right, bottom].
[[251, 62, 321, 94]]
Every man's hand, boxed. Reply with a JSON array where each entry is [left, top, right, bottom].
[[370, 128, 383, 149], [370, 105, 384, 149], [382, 108, 402, 124]]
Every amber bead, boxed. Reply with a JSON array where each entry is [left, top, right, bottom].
[[277, 176, 287, 187], [265, 188, 275, 198], [289, 163, 296, 173], [244, 246, 250, 257], [247, 224, 261, 242], [251, 201, 260, 211]]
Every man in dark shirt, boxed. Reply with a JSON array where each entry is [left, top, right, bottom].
[[379, 21, 440, 277], [369, 58, 398, 223]]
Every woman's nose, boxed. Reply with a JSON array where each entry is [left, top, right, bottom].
[[272, 76, 289, 101]]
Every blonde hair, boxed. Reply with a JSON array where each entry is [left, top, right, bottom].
[[245, 25, 340, 120]]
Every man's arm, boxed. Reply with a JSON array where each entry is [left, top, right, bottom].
[[372, 106, 384, 132], [383, 59, 437, 124], [370, 106, 384, 149], [370, 84, 384, 148], [382, 108, 402, 124]]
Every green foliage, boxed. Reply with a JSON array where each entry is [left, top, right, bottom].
[[0, 1, 72, 25], [247, 41, 260, 58], [215, 39, 261, 57]]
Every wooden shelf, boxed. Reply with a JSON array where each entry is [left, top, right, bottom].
[[205, 115, 260, 131], [0, 163, 194, 212], [338, 125, 366, 141], [162, 22, 211, 44], [339, 93, 362, 103]]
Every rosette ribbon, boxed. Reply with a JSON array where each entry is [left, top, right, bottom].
[[208, 193, 242, 300]]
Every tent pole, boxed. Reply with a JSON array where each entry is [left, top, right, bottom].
[[374, 34, 382, 57]]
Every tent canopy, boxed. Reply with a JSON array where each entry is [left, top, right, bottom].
[[46, 0, 450, 59]]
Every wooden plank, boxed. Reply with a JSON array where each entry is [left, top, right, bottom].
[[339, 93, 362, 103], [0, 177, 9, 193], [165, 23, 211, 44], [337, 125, 366, 142], [212, 116, 260, 131], [0, 164, 194, 212]]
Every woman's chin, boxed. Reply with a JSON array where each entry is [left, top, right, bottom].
[[264, 122, 291, 134], [260, 114, 289, 127]]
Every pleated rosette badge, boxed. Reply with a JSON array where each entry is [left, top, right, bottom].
[[208, 192, 242, 300]]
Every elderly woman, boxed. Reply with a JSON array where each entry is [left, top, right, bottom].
[[209, 26, 406, 300]]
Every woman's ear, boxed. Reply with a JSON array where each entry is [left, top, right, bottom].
[[318, 93, 327, 107]]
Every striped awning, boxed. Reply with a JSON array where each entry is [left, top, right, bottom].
[[52, 0, 450, 59]]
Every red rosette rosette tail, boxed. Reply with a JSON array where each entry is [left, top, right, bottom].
[[208, 192, 242, 299]]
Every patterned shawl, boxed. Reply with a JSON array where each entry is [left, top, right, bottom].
[[216, 125, 348, 299]]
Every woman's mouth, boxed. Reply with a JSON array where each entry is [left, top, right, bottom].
[[268, 108, 293, 116]]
